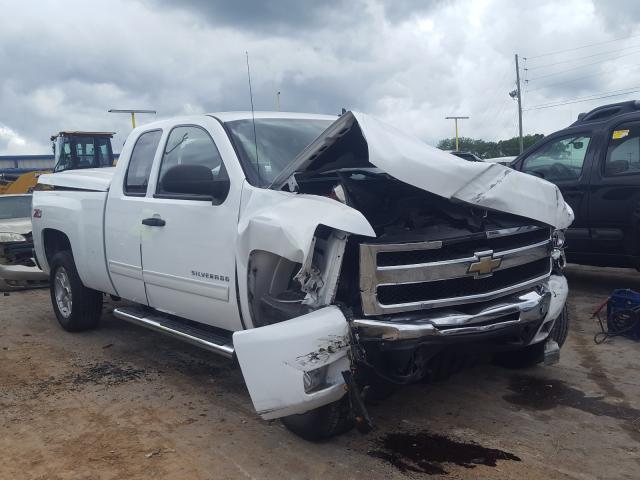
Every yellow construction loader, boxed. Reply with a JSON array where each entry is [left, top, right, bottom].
[[0, 131, 115, 195]]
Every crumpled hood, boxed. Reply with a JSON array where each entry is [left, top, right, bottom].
[[0, 217, 32, 235], [270, 111, 574, 229]]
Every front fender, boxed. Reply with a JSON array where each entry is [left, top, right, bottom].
[[236, 186, 375, 328]]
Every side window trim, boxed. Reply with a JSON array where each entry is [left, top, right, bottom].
[[603, 120, 640, 177], [153, 124, 229, 204], [123, 129, 163, 197]]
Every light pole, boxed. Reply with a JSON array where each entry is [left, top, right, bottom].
[[445, 116, 470, 151], [108, 109, 157, 129]]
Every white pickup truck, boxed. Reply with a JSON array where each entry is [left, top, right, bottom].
[[32, 111, 572, 440]]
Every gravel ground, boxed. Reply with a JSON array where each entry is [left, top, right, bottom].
[[1, 264, 639, 479]]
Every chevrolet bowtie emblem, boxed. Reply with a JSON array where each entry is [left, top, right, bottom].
[[467, 254, 502, 277]]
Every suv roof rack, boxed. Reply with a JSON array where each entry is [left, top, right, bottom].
[[572, 100, 640, 126]]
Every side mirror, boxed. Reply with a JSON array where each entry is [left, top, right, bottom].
[[161, 164, 230, 202]]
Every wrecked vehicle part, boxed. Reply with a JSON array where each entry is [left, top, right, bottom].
[[271, 111, 574, 230], [0, 194, 48, 291], [232, 305, 351, 420], [236, 186, 375, 328], [239, 141, 573, 411]]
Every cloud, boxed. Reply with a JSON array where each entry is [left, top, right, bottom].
[[0, 0, 638, 156], [0, 124, 46, 155]]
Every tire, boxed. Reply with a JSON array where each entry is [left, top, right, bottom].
[[493, 306, 569, 369], [281, 395, 354, 441], [49, 251, 103, 332], [493, 341, 545, 369], [549, 305, 569, 347]]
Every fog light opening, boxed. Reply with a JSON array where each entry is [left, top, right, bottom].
[[303, 365, 329, 393]]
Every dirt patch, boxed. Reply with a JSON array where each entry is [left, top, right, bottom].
[[368, 431, 520, 475]]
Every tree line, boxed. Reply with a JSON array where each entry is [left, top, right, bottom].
[[436, 134, 544, 158]]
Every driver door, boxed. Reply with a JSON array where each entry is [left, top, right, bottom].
[[519, 131, 597, 253], [138, 124, 243, 331]]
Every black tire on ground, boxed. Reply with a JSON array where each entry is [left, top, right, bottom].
[[49, 250, 103, 332], [281, 395, 354, 441], [493, 341, 545, 369], [549, 305, 569, 347], [493, 306, 569, 369]]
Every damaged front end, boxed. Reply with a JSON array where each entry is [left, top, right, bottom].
[[233, 111, 572, 426]]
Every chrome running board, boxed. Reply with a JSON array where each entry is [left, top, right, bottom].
[[112, 306, 234, 358]]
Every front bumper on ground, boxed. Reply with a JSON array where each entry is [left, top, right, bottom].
[[0, 262, 48, 291], [352, 274, 568, 346]]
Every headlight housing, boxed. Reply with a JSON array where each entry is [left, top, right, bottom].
[[552, 229, 566, 248], [0, 232, 26, 243], [551, 229, 566, 271]]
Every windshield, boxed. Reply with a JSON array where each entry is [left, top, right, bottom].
[[225, 118, 334, 187], [0, 196, 32, 220]]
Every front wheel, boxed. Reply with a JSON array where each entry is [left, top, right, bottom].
[[493, 306, 569, 369], [281, 396, 354, 441], [49, 251, 103, 332]]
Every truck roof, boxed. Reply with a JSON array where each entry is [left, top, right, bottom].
[[571, 100, 640, 126]]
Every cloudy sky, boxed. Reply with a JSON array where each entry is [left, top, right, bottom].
[[1, 0, 639, 154]]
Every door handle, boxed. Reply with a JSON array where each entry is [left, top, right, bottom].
[[142, 217, 166, 227]]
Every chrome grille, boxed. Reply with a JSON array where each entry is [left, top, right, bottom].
[[359, 226, 552, 316]]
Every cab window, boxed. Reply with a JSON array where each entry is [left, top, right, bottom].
[[124, 130, 163, 196], [605, 122, 640, 176], [522, 134, 591, 181], [156, 125, 229, 203]]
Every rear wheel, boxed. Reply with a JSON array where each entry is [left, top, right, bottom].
[[49, 251, 103, 332], [281, 395, 354, 441]]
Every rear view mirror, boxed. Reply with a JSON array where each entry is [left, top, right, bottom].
[[573, 141, 584, 149], [160, 164, 230, 202]]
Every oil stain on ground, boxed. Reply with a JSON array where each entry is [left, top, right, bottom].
[[368, 431, 520, 475], [504, 374, 640, 443], [71, 361, 147, 386], [504, 374, 640, 421]]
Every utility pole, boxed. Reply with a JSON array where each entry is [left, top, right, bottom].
[[514, 54, 524, 154], [445, 116, 469, 151], [276, 91, 281, 111], [108, 109, 157, 129]]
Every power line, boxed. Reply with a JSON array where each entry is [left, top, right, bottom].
[[524, 88, 640, 111], [525, 33, 640, 60], [525, 64, 640, 92], [528, 50, 640, 81], [529, 86, 640, 107], [526, 44, 640, 70]]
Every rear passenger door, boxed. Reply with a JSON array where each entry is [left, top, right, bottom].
[[587, 121, 640, 262], [519, 131, 597, 253], [105, 129, 163, 304]]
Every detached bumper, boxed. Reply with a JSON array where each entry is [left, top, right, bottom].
[[0, 263, 48, 291], [352, 275, 568, 346]]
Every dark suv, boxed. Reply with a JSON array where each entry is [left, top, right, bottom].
[[512, 100, 640, 270]]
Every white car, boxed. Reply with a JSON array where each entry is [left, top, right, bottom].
[[0, 194, 48, 290], [32, 111, 572, 440]]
